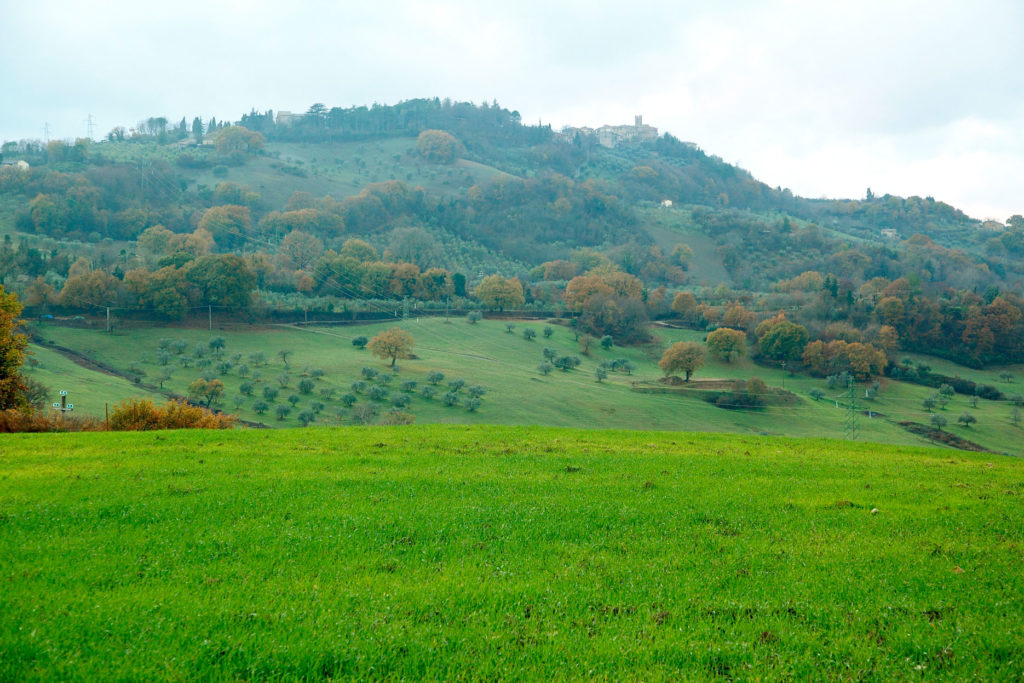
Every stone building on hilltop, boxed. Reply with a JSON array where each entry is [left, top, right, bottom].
[[557, 115, 659, 148]]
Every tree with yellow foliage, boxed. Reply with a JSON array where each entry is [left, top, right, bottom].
[[368, 328, 415, 367], [659, 341, 705, 381]]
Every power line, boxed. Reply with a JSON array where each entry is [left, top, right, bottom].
[[844, 378, 858, 440]]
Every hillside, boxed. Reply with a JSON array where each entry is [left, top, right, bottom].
[[1, 425, 1021, 679], [23, 317, 1024, 456], [2, 97, 1023, 443]]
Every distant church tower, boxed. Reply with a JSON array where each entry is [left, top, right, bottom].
[[635, 115, 643, 126]]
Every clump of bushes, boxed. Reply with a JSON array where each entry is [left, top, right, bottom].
[[706, 379, 768, 410], [108, 399, 235, 430], [0, 410, 102, 433], [1, 398, 234, 432]]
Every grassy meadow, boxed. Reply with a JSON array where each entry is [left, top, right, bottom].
[[25, 317, 1024, 455], [1, 425, 1022, 679]]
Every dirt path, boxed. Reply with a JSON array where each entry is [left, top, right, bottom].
[[32, 336, 269, 429]]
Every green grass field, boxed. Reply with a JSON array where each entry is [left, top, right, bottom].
[[27, 318, 1024, 455], [1, 425, 1021, 679]]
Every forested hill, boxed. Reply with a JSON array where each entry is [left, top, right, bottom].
[[2, 98, 1023, 367]]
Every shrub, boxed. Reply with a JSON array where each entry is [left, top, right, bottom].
[[287, 394, 301, 406], [595, 367, 607, 382], [537, 361, 553, 375], [522, 327, 536, 341], [380, 410, 415, 425], [443, 392, 460, 406], [427, 371, 444, 385], [392, 394, 411, 408], [361, 367, 379, 380], [0, 410, 101, 433], [274, 404, 291, 420], [709, 380, 766, 410], [352, 336, 368, 349], [543, 326, 553, 338], [297, 409, 316, 426], [448, 378, 465, 393], [340, 393, 358, 407], [600, 335, 613, 350], [553, 355, 581, 372], [466, 311, 481, 324], [262, 386, 279, 401], [465, 397, 482, 412], [957, 411, 977, 428], [352, 403, 377, 424], [401, 379, 417, 393], [252, 400, 269, 415], [368, 385, 388, 402], [298, 378, 315, 394], [421, 385, 437, 399], [108, 399, 234, 430]]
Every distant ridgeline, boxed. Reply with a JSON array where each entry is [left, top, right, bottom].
[[239, 99, 551, 151], [2, 97, 1023, 367]]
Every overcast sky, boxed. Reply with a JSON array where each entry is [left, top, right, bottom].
[[2, 0, 1021, 220]]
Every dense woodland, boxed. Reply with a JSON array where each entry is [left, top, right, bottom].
[[1, 98, 1023, 373]]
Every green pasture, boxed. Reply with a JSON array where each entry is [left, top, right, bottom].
[[21, 343, 167, 417], [1, 425, 1021, 679], [27, 318, 1024, 455]]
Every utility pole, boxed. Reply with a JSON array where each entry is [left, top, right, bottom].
[[106, 307, 110, 334], [445, 297, 450, 322], [52, 390, 74, 423], [208, 304, 213, 331], [43, 123, 50, 143], [844, 378, 859, 441]]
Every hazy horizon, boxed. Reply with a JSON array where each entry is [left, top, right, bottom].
[[2, 0, 1021, 221]]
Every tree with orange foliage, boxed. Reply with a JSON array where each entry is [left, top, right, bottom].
[[659, 342, 705, 381], [671, 291, 697, 319], [368, 328, 415, 367], [564, 274, 613, 311], [0, 286, 29, 410]]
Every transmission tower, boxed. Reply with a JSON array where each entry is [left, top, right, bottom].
[[86, 114, 95, 139], [844, 378, 859, 440]]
